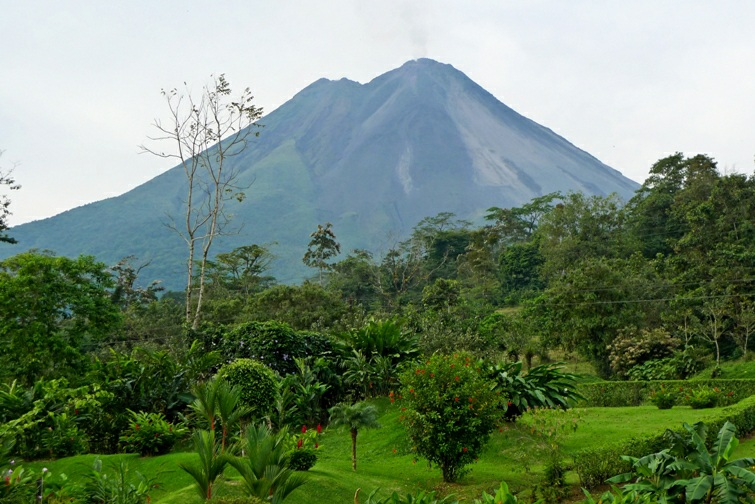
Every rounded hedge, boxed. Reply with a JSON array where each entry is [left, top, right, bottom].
[[216, 358, 276, 420], [221, 321, 333, 375]]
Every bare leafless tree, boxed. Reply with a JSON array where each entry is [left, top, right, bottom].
[[141, 75, 262, 328]]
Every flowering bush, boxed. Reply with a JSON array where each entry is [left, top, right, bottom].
[[399, 352, 500, 482], [648, 385, 677, 409], [119, 410, 187, 455], [285, 424, 320, 471], [687, 386, 718, 409]]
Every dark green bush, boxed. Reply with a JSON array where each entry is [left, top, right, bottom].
[[578, 379, 755, 407], [217, 359, 277, 420], [287, 448, 317, 471], [647, 384, 676, 409], [221, 321, 332, 375], [118, 410, 187, 455]]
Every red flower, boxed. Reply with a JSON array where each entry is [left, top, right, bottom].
[[454, 397, 459, 402], [462, 447, 468, 452], [507, 401, 513, 407], [297, 439, 303, 449], [455, 376, 460, 381], [315, 442, 319, 449], [409, 388, 414, 394], [317, 424, 322, 434], [135, 424, 140, 430], [302, 425, 307, 433]]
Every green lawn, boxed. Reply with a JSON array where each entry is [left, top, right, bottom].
[[24, 400, 755, 503]]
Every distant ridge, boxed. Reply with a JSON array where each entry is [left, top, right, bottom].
[[2, 59, 639, 288]]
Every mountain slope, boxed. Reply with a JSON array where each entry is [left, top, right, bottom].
[[1, 59, 639, 288]]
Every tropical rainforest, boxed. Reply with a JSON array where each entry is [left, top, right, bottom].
[[2, 152, 755, 503]]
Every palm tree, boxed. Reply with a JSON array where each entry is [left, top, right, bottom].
[[328, 402, 380, 471], [190, 377, 250, 451], [179, 430, 229, 500], [229, 422, 307, 504]]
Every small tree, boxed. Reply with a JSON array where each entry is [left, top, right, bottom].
[[303, 222, 340, 285], [328, 402, 380, 471], [733, 299, 755, 358], [700, 298, 728, 368], [400, 352, 500, 482], [0, 150, 21, 244]]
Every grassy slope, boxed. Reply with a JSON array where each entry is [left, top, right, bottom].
[[692, 357, 755, 380], [25, 398, 755, 504]]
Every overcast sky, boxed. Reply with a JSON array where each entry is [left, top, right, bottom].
[[1, 1, 753, 226]]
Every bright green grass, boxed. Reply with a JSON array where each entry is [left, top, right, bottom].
[[23, 401, 755, 503], [692, 357, 755, 379]]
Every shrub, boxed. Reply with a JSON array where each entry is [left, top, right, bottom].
[[608, 327, 681, 379], [607, 421, 755, 502], [687, 386, 718, 409], [364, 489, 460, 503], [222, 321, 332, 375], [0, 379, 96, 459], [648, 384, 677, 409], [217, 359, 277, 421], [400, 353, 500, 482], [287, 448, 317, 471], [484, 361, 583, 420], [577, 379, 755, 407], [40, 412, 88, 457], [119, 410, 187, 455]]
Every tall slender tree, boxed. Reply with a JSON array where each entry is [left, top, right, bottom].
[[141, 75, 263, 329], [303, 222, 341, 285]]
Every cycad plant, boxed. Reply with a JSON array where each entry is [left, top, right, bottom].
[[229, 423, 307, 503], [179, 430, 229, 501], [328, 402, 380, 471]]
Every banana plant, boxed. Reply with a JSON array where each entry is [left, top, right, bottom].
[[676, 421, 755, 503]]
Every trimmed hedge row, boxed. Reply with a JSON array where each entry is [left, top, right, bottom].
[[572, 394, 755, 488], [577, 379, 755, 407]]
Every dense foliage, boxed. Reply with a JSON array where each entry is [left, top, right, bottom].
[[2, 151, 755, 499]]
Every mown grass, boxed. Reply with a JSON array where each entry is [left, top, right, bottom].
[[23, 398, 755, 503], [692, 356, 755, 379]]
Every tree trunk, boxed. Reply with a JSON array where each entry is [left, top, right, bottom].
[[350, 428, 358, 471]]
